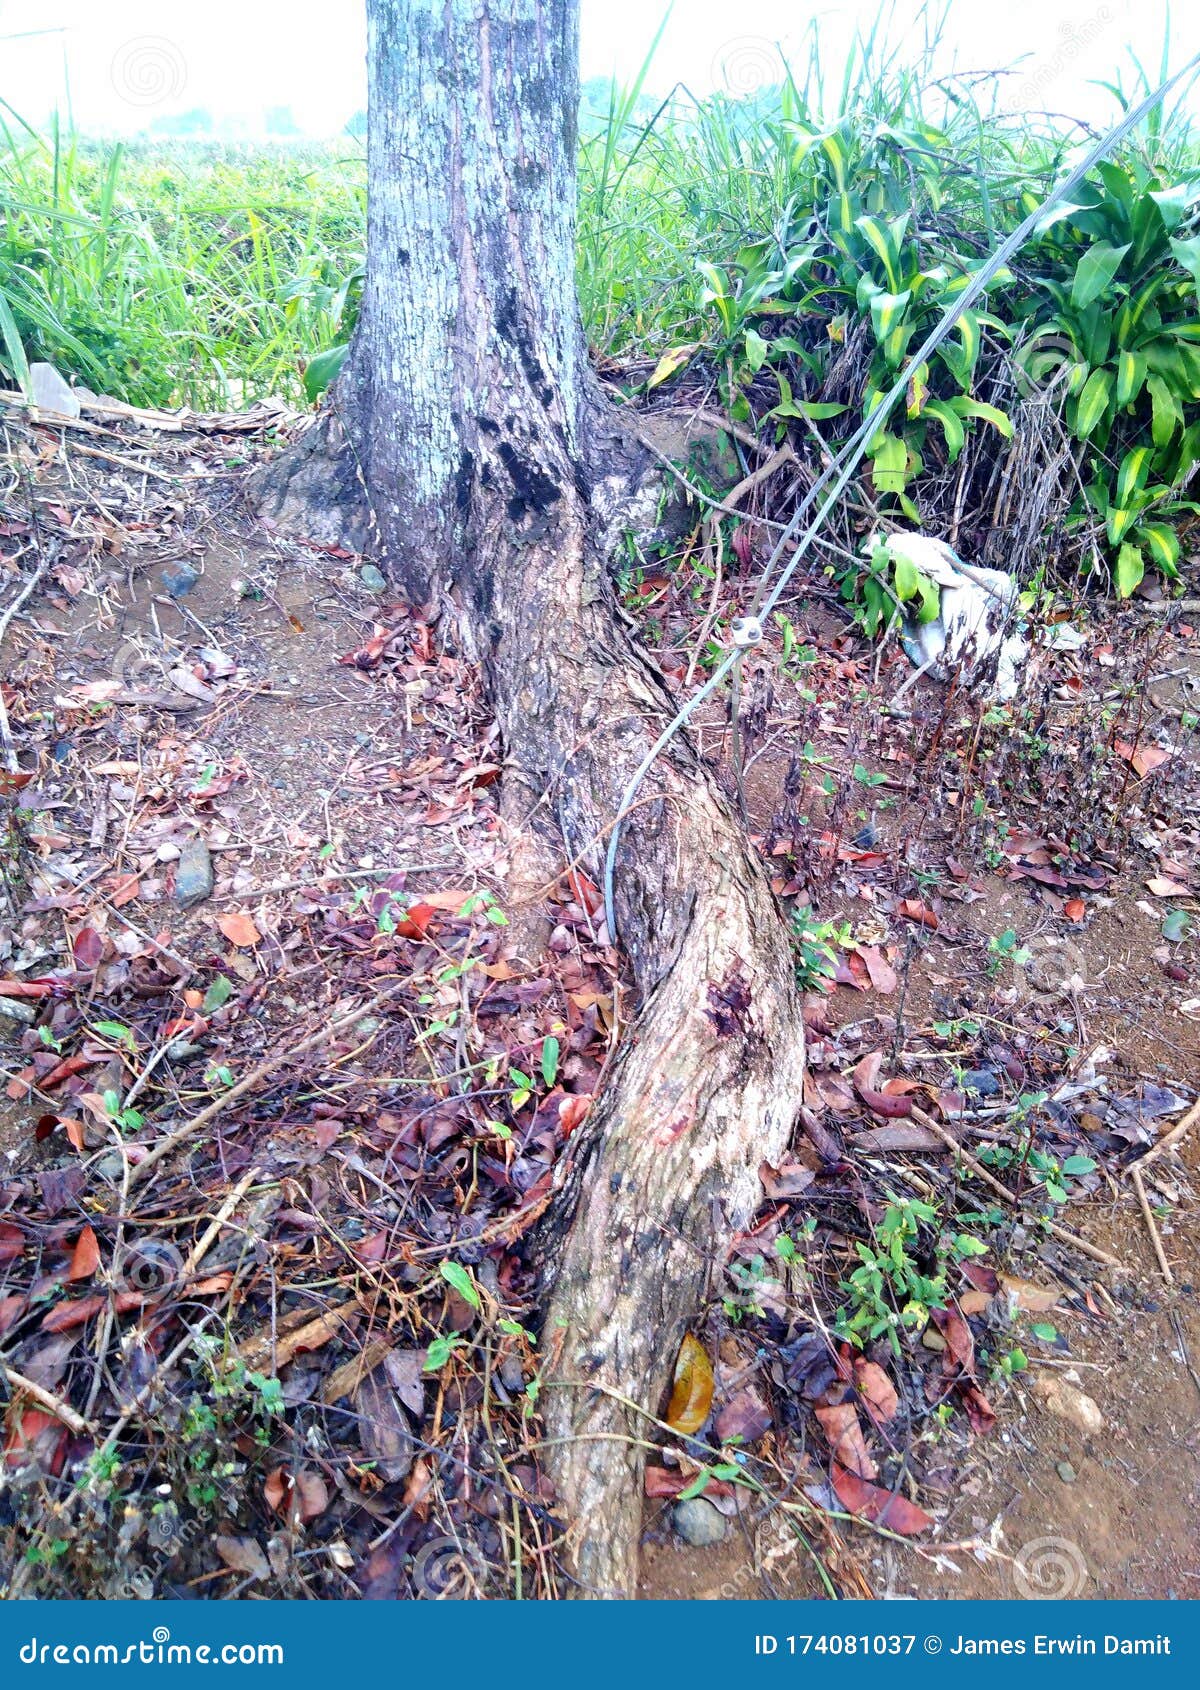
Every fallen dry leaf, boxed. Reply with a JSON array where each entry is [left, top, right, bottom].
[[831, 1464, 932, 1535], [666, 1332, 714, 1435], [217, 911, 261, 948], [67, 1225, 100, 1282], [815, 1400, 876, 1478]]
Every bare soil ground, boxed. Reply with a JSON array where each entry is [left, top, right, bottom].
[[1, 400, 1198, 1600]]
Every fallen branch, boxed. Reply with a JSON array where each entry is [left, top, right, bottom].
[[909, 1106, 1122, 1271], [1128, 1096, 1200, 1172], [2, 1364, 95, 1437], [128, 986, 404, 1187], [1130, 1165, 1173, 1285]]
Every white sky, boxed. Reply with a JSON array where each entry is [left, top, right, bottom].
[[0, 0, 1196, 136]]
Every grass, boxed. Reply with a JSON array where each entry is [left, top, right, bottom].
[[3, 5, 1200, 593]]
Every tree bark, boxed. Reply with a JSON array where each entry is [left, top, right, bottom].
[[253, 0, 805, 1599]]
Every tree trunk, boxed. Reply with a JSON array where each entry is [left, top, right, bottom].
[[254, 0, 805, 1599]]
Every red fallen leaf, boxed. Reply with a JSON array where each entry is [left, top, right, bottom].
[[338, 626, 400, 669], [814, 1401, 876, 1479], [72, 927, 104, 969], [566, 868, 602, 914], [558, 1093, 591, 1137], [397, 901, 436, 939], [68, 1225, 101, 1282], [355, 1230, 390, 1264], [1064, 898, 1086, 921], [831, 1464, 933, 1535], [0, 768, 34, 794], [852, 1054, 913, 1119], [41, 1291, 141, 1333], [961, 1383, 997, 1434], [191, 1272, 235, 1295], [931, 1305, 975, 1372], [6, 1066, 34, 1101], [217, 911, 261, 948], [0, 1222, 24, 1262], [4, 1408, 69, 1475], [644, 1466, 736, 1500], [1113, 739, 1172, 778], [264, 1466, 291, 1514], [833, 954, 868, 992], [961, 1260, 1000, 1295], [856, 946, 898, 994], [731, 525, 754, 569], [294, 1468, 329, 1522], [411, 622, 434, 664], [0, 979, 53, 999], [41, 1054, 94, 1089], [759, 1157, 815, 1198], [0, 1293, 27, 1334], [853, 1359, 899, 1426], [897, 898, 938, 929], [107, 873, 141, 908]]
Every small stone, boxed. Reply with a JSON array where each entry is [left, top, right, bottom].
[[1056, 1461, 1077, 1483], [672, 1497, 728, 1548], [961, 1067, 1000, 1097], [355, 1017, 382, 1038], [1030, 1374, 1104, 1436], [156, 843, 181, 863], [360, 563, 386, 593], [161, 562, 199, 598], [174, 839, 214, 907], [0, 998, 36, 1027]]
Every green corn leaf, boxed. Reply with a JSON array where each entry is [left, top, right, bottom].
[[1116, 542, 1145, 598], [1116, 446, 1153, 508], [1169, 233, 1200, 294], [923, 399, 965, 462], [869, 431, 909, 495], [949, 398, 1013, 438], [1116, 349, 1146, 407], [1071, 241, 1130, 311], [1146, 372, 1182, 448], [855, 215, 901, 292], [1137, 521, 1181, 579], [1072, 366, 1113, 441]]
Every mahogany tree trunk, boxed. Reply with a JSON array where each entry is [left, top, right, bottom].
[[255, 0, 805, 1599]]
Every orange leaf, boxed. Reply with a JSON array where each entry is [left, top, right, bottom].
[[1064, 898, 1086, 921], [897, 898, 938, 929], [815, 1401, 876, 1478], [397, 902, 436, 939], [853, 1359, 899, 1426], [1113, 739, 1172, 779], [217, 912, 261, 948], [68, 1224, 101, 1282], [666, 1332, 714, 1435], [831, 1464, 932, 1535]]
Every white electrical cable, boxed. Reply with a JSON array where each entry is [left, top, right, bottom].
[[603, 55, 1200, 939]]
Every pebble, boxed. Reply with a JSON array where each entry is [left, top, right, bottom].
[[961, 1067, 1000, 1097], [360, 563, 386, 593], [174, 839, 214, 907], [672, 1497, 728, 1548], [156, 843, 181, 863], [160, 562, 200, 598], [1056, 1461, 1077, 1483]]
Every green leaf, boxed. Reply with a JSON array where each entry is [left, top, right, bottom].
[[423, 1335, 460, 1371], [0, 286, 31, 397], [923, 399, 965, 462], [302, 343, 349, 405], [1138, 521, 1181, 579], [1116, 349, 1146, 407], [202, 975, 235, 1014], [1162, 909, 1191, 942], [1116, 542, 1145, 598], [540, 1034, 560, 1088], [950, 398, 1013, 439], [869, 432, 908, 495], [743, 328, 769, 374], [893, 554, 920, 601], [439, 1260, 482, 1311], [1070, 241, 1130, 310], [1029, 1322, 1058, 1344], [1116, 446, 1153, 508], [648, 342, 698, 390], [90, 1020, 136, 1049], [1072, 367, 1113, 441], [1060, 1155, 1096, 1176], [1169, 233, 1200, 294]]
